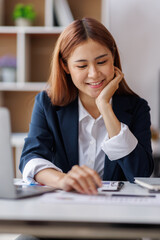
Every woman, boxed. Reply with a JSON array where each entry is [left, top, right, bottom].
[[19, 17, 153, 196]]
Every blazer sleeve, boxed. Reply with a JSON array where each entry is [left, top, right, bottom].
[[117, 98, 154, 182], [19, 92, 56, 173]]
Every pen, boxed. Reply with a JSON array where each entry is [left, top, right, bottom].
[[111, 194, 156, 198], [29, 183, 44, 186]]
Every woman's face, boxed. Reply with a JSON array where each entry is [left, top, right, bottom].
[[67, 39, 115, 103]]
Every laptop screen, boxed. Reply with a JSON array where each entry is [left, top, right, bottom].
[[0, 108, 16, 197]]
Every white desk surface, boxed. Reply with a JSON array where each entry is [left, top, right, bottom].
[[0, 178, 160, 239]]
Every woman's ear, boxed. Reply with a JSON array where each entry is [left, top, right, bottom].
[[61, 59, 70, 74], [64, 65, 70, 74]]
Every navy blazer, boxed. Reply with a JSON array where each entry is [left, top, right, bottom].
[[19, 91, 154, 182]]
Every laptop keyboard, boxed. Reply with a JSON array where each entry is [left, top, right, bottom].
[[15, 185, 56, 196]]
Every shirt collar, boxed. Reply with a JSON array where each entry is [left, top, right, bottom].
[[78, 97, 112, 122], [78, 97, 90, 122], [78, 97, 105, 123]]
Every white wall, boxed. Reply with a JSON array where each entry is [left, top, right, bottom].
[[108, 0, 160, 128]]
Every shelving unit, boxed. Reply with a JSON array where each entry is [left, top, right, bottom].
[[0, 0, 108, 177]]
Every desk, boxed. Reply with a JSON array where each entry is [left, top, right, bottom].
[[0, 178, 160, 239]]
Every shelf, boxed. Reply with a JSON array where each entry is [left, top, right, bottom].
[[0, 33, 16, 57], [0, 82, 46, 91], [0, 0, 107, 177], [0, 26, 64, 34], [2, 91, 39, 132]]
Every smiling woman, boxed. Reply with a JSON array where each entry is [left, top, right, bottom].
[[17, 16, 154, 240], [19, 17, 153, 195]]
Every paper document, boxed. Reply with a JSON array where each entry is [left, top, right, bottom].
[[40, 190, 160, 206]]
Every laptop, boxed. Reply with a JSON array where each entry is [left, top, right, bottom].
[[0, 107, 56, 199]]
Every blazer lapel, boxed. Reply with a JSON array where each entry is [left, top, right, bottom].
[[57, 99, 79, 168], [103, 94, 133, 180]]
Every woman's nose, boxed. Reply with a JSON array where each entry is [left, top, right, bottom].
[[88, 65, 99, 79]]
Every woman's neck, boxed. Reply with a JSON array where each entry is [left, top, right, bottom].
[[79, 96, 100, 119]]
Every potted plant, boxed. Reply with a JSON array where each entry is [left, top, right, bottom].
[[13, 4, 36, 26], [0, 55, 17, 82]]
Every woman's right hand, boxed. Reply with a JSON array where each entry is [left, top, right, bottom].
[[58, 165, 102, 194]]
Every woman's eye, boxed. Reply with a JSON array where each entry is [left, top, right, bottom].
[[77, 65, 87, 69], [97, 60, 107, 65]]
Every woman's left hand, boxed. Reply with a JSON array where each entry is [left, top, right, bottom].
[[96, 67, 124, 111]]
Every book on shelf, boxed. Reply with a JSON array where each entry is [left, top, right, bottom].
[[54, 0, 74, 27], [45, 0, 54, 26]]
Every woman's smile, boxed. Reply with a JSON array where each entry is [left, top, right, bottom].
[[86, 79, 105, 88]]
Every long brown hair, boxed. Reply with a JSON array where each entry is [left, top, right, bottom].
[[48, 17, 136, 106]]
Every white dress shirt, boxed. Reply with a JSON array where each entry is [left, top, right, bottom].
[[23, 98, 138, 184]]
